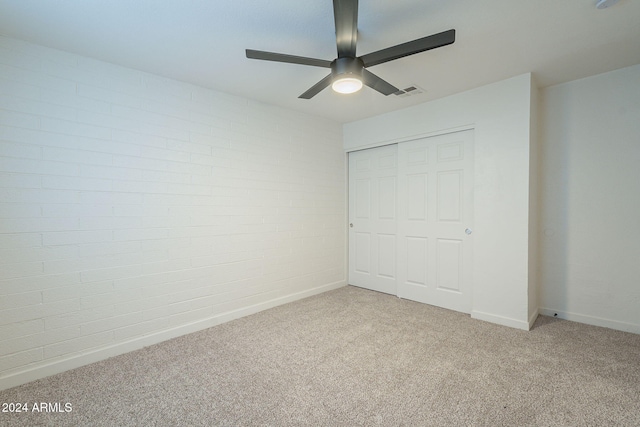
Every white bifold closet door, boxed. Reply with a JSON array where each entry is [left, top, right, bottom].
[[348, 130, 474, 314]]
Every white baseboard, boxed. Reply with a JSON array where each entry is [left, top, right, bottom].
[[0, 281, 346, 392], [538, 307, 640, 335], [471, 310, 531, 331]]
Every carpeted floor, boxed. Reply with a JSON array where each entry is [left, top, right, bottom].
[[1, 285, 640, 426]]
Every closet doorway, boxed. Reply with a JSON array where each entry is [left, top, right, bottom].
[[348, 130, 474, 313]]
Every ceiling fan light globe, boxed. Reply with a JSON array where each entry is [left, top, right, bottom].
[[332, 77, 363, 94]]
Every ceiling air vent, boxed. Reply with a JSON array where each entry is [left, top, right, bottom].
[[394, 84, 426, 97]]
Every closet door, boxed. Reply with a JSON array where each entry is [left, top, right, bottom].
[[397, 130, 474, 313], [348, 144, 398, 295]]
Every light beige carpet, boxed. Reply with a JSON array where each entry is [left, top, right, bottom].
[[1, 285, 640, 426]]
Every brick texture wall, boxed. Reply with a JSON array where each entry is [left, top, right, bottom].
[[0, 36, 346, 389]]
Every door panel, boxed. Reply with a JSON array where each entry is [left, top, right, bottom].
[[397, 130, 474, 313], [406, 236, 428, 286], [438, 141, 464, 162], [378, 176, 396, 219], [407, 173, 428, 220], [436, 238, 462, 292], [354, 179, 370, 219], [348, 145, 398, 295], [437, 170, 462, 222], [377, 234, 396, 278], [354, 232, 371, 273]]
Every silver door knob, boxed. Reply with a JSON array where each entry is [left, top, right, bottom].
[[350, 223, 354, 228], [465, 228, 472, 235]]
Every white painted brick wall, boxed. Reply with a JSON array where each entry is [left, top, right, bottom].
[[0, 35, 346, 388]]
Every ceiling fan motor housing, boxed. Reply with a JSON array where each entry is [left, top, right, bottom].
[[332, 57, 364, 79]]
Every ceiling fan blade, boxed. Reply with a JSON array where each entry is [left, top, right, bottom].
[[360, 29, 455, 68], [299, 74, 333, 99], [333, 0, 358, 58], [246, 49, 332, 68], [361, 69, 399, 96]]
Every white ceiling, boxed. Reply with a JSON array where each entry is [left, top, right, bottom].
[[0, 0, 639, 123]]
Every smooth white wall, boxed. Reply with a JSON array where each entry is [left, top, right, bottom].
[[344, 74, 535, 330], [0, 36, 346, 390], [539, 64, 640, 334]]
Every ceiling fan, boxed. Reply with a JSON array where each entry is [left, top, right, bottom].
[[245, 0, 455, 99]]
